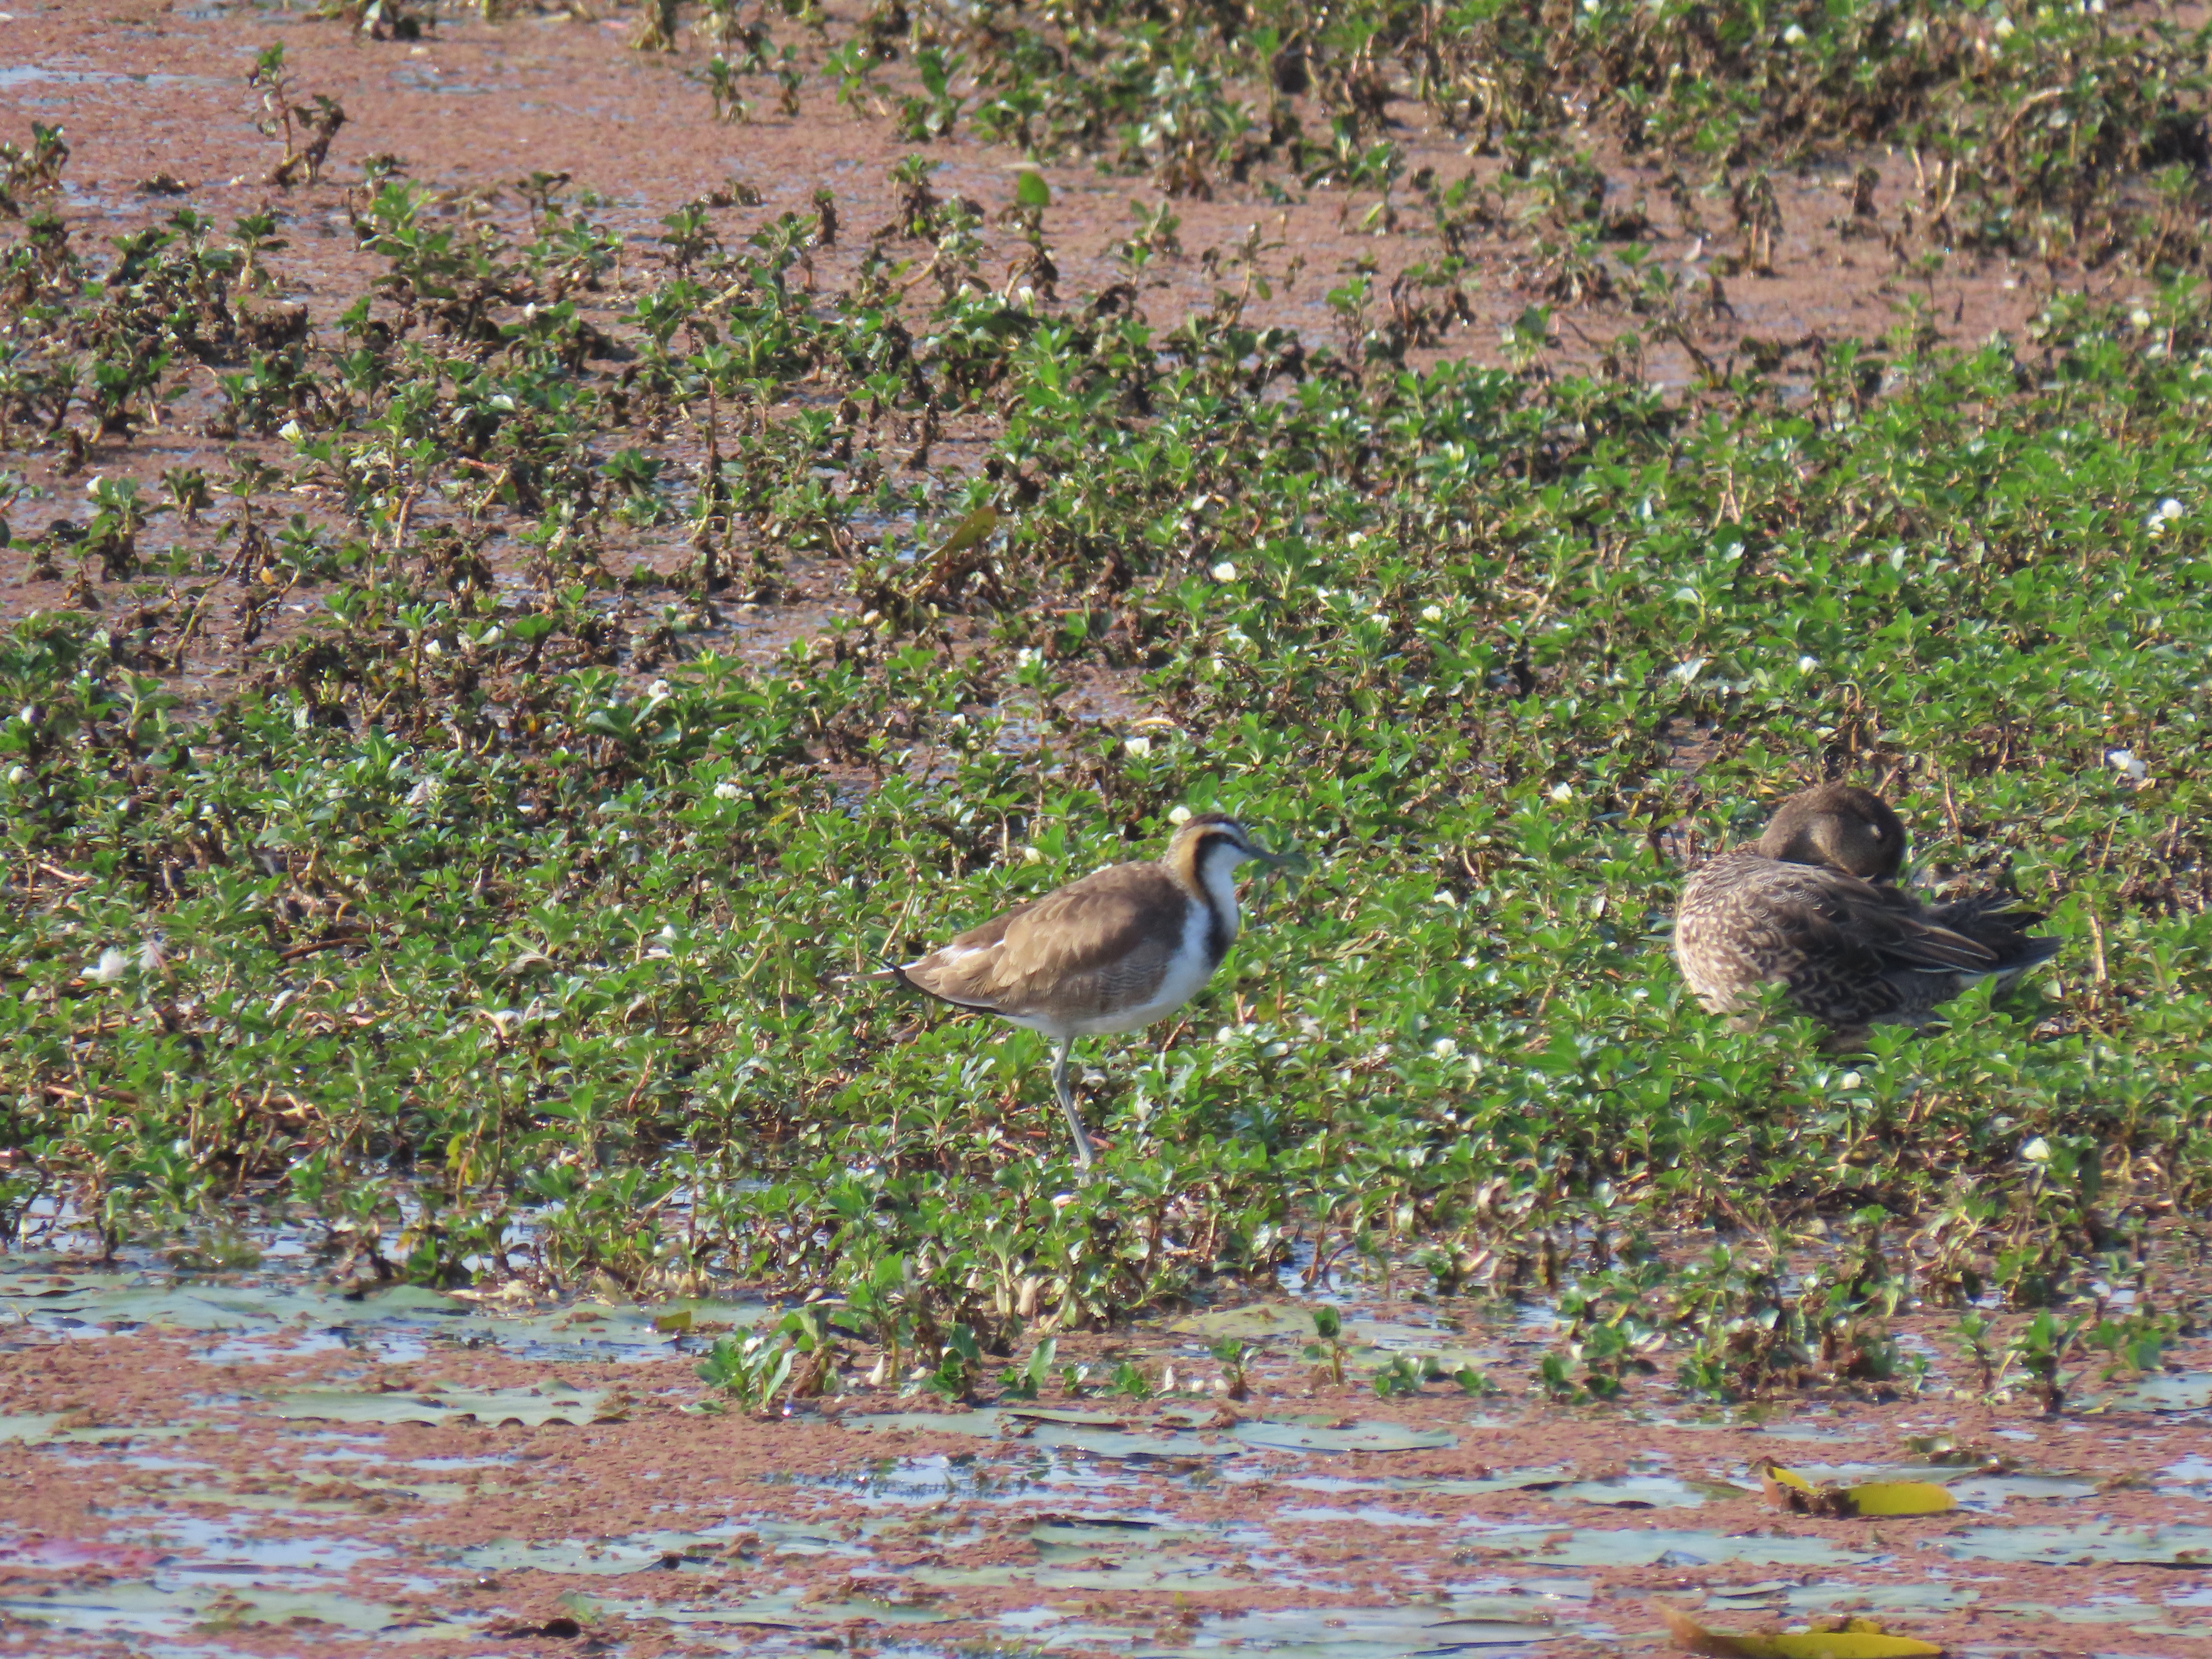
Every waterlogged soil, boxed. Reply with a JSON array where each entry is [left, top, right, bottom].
[[1, 1249, 2210, 1658], [4, 9, 2208, 1655], [0, 0, 2136, 723]]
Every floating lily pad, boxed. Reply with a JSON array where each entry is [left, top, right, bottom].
[[0, 1264, 762, 1360], [1551, 1475, 1747, 1508], [1941, 1473, 2097, 1508], [1002, 1406, 1143, 1427], [0, 1412, 194, 1446], [1181, 1602, 1552, 1656], [1703, 1583, 1977, 1618], [2101, 1372, 2212, 1413], [0, 1579, 447, 1639], [842, 1407, 1231, 1458], [458, 1522, 870, 1576], [1480, 1528, 1871, 1569], [591, 1589, 958, 1634], [1941, 1521, 2212, 1566], [1234, 1417, 1457, 1454], [265, 1384, 613, 1428], [1284, 1467, 1575, 1498]]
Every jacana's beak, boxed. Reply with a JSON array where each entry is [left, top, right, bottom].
[[1257, 843, 1311, 878]]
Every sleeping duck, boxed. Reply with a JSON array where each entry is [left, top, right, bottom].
[[1674, 783, 2059, 1039]]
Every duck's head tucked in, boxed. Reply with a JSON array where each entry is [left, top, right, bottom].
[[1755, 783, 1906, 881]]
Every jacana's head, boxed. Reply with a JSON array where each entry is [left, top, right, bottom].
[[1755, 783, 1906, 880], [1170, 812, 1300, 879]]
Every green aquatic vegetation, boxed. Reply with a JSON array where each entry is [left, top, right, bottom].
[[2, 90, 2212, 1409]]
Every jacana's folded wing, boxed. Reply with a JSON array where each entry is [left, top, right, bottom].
[[894, 863, 1186, 1019]]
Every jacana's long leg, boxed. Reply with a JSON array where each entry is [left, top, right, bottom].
[[1051, 1036, 1094, 1169]]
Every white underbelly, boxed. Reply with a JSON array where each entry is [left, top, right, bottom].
[[1001, 905, 1225, 1039], [1075, 940, 1220, 1035]]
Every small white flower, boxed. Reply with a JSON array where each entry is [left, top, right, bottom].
[[1780, 21, 1806, 44], [1420, 604, 1444, 623], [1013, 647, 1038, 669], [1023, 844, 1044, 864], [1168, 805, 1193, 824], [1668, 658, 1706, 684], [1211, 561, 1238, 582], [4, 766, 22, 785], [2106, 748, 2148, 781], [646, 678, 672, 701], [713, 780, 742, 800], [1993, 14, 2015, 37], [2131, 308, 2154, 330], [1124, 735, 1152, 757], [278, 419, 305, 445], [2160, 497, 2185, 521], [88, 949, 128, 985], [1840, 1071, 1863, 1090], [422, 638, 444, 659], [2021, 1135, 2051, 1164], [1797, 654, 1820, 672], [1432, 1037, 1458, 1060], [1548, 781, 1573, 802]]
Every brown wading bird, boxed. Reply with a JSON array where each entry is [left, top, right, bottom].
[[848, 814, 1304, 1169], [1674, 783, 2059, 1042]]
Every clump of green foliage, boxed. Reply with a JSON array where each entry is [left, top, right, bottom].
[[0, 3, 2208, 1409]]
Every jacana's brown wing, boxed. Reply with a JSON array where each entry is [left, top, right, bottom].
[[894, 862, 1190, 1022]]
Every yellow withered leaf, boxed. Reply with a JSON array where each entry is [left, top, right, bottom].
[[931, 505, 999, 562], [1659, 1603, 1944, 1659], [1844, 1480, 1956, 1517], [1753, 1460, 1956, 1518]]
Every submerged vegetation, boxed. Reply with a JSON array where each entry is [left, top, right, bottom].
[[0, 1, 2209, 1411]]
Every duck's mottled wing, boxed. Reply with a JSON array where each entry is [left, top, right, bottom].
[[1845, 881, 2002, 973], [894, 862, 1185, 1020], [1677, 854, 1993, 1024], [1922, 893, 2061, 974]]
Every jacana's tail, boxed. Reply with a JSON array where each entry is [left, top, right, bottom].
[[832, 964, 907, 986]]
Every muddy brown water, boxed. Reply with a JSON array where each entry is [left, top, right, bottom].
[[2, 6, 2202, 1654], [0, 1244, 2209, 1656]]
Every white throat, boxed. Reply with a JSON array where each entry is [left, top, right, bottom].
[[1197, 846, 1245, 945]]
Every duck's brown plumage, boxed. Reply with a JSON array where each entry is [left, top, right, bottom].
[[1675, 783, 2058, 1034]]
